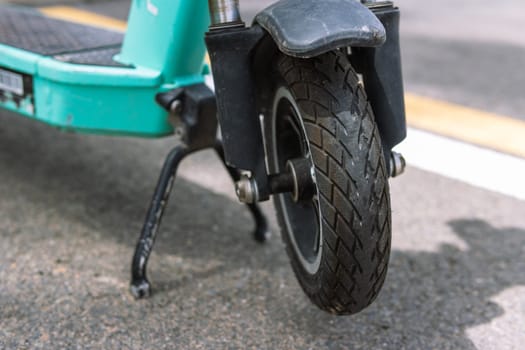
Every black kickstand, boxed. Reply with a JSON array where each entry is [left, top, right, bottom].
[[214, 141, 270, 243], [130, 142, 269, 299], [130, 84, 270, 299], [130, 145, 192, 299]]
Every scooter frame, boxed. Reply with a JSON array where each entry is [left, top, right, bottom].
[[0, 0, 407, 303], [0, 0, 210, 136]]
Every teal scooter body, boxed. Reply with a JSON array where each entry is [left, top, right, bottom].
[[0, 0, 408, 316], [0, 0, 209, 136]]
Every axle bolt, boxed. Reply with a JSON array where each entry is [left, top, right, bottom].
[[235, 175, 259, 204], [390, 151, 406, 177]]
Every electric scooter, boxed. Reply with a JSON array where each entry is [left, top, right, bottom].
[[0, 0, 407, 315]]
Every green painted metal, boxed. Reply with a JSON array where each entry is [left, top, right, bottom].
[[0, 43, 39, 74], [33, 78, 171, 136], [0, 0, 211, 137], [37, 58, 162, 87], [118, 0, 210, 82]]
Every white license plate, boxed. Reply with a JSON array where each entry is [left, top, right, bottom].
[[0, 68, 24, 96]]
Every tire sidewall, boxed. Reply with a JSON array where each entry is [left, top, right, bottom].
[[269, 85, 325, 292]]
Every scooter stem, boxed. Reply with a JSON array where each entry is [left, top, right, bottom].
[[207, 0, 243, 28]]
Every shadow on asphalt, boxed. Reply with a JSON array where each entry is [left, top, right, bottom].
[[1, 113, 524, 348]]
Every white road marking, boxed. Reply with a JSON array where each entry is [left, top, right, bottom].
[[395, 128, 525, 201]]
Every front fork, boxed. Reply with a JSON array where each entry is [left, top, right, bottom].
[[205, 0, 407, 205], [205, 0, 272, 202]]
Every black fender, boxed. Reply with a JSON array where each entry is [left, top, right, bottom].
[[254, 0, 386, 58]]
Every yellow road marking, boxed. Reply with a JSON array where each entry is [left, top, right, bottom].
[[38, 6, 525, 159], [405, 94, 525, 158], [39, 6, 127, 32]]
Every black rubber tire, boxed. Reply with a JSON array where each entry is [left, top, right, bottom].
[[267, 51, 392, 315]]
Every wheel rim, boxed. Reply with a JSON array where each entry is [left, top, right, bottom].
[[272, 86, 323, 275]]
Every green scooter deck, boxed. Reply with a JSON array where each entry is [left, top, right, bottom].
[[0, 5, 202, 137]]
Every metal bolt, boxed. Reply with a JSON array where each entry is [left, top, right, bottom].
[[167, 99, 185, 138], [235, 175, 259, 204], [390, 151, 406, 177], [170, 99, 183, 115]]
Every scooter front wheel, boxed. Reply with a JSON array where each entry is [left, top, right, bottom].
[[267, 51, 391, 315]]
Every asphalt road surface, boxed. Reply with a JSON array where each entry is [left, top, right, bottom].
[[1, 1, 524, 349]]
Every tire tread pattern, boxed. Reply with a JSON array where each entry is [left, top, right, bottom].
[[275, 51, 392, 315]]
